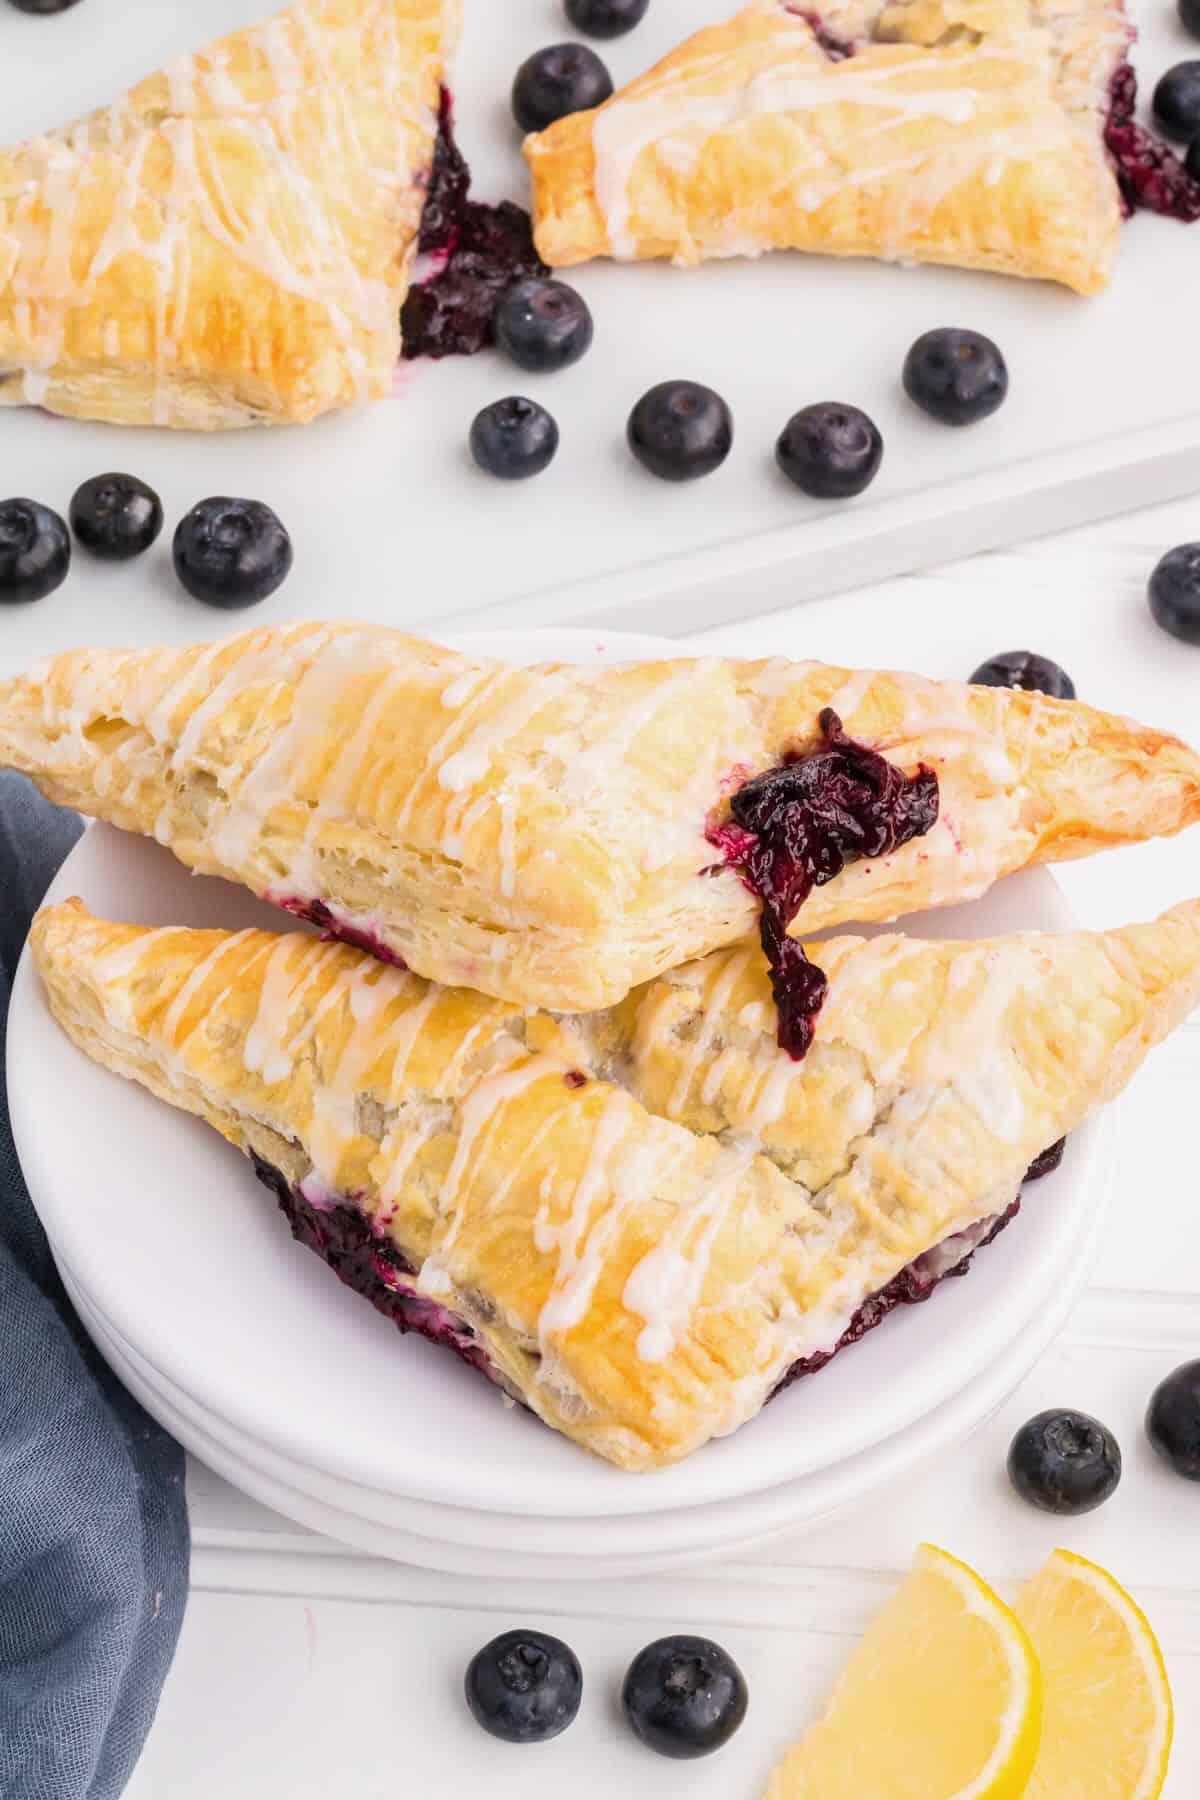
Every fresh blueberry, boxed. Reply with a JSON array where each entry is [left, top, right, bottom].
[[1183, 0, 1200, 40], [1153, 61, 1200, 141], [0, 498, 70, 604], [969, 651, 1076, 699], [512, 44, 613, 133], [494, 278, 594, 373], [172, 498, 293, 608], [776, 402, 883, 499], [1148, 543, 1200, 644], [622, 1636, 748, 1760], [465, 1630, 582, 1743], [565, 0, 651, 37], [628, 380, 733, 482], [903, 327, 1008, 426], [69, 472, 163, 562], [1187, 137, 1200, 181], [7, 0, 84, 11], [1146, 1360, 1200, 1480], [1007, 1409, 1122, 1515], [470, 397, 560, 479]]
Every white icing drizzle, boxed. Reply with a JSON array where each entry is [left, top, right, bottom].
[[436, 673, 562, 795], [535, 1093, 631, 1337], [593, 54, 979, 259], [622, 1138, 758, 1363], [160, 930, 259, 1046], [421, 1052, 565, 1286], [96, 926, 185, 985]]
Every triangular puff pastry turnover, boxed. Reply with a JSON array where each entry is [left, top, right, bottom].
[[0, 0, 459, 428], [31, 898, 1200, 1470], [4, 622, 1199, 1014], [524, 0, 1131, 293]]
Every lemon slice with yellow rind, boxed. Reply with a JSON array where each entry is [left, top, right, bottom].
[[1015, 1549, 1173, 1800], [765, 1543, 1042, 1800]]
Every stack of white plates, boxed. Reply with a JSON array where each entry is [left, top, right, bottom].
[[8, 632, 1109, 1579]]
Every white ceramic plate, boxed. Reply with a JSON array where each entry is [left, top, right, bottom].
[[9, 628, 1103, 1522], [60, 1243, 1100, 1576], [2, 0, 1200, 674]]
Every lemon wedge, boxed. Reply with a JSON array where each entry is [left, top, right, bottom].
[[765, 1543, 1042, 1799], [1015, 1549, 1173, 1799]]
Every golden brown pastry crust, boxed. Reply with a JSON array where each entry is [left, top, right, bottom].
[[524, 0, 1128, 294], [0, 0, 459, 428], [3, 623, 1199, 1012], [30, 897, 1200, 1470]]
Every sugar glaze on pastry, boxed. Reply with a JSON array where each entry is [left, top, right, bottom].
[[4, 622, 1200, 1014], [525, 0, 1132, 292], [0, 0, 459, 428], [30, 898, 1200, 1469]]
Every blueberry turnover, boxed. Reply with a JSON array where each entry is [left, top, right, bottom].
[[0, 0, 458, 427], [4, 626, 1199, 1012], [25, 888, 1200, 1471], [524, 0, 1200, 292]]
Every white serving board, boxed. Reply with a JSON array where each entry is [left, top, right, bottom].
[[2, 0, 1200, 669]]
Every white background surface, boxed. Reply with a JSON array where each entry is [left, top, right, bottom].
[[2, 0, 1199, 1790], [114, 495, 1200, 1797], [3, 0, 1200, 664]]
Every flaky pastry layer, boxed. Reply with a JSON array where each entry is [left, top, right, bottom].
[[30, 897, 1200, 1469]]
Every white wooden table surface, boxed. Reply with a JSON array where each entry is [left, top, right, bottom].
[[124, 499, 1200, 1798]]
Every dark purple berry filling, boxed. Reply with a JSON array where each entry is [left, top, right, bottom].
[[1024, 1136, 1066, 1182], [402, 90, 549, 361], [772, 1199, 1021, 1394], [250, 1152, 499, 1386], [707, 710, 939, 1061], [790, 7, 855, 59], [274, 896, 408, 967], [1105, 63, 1200, 222], [249, 1153, 1045, 1424]]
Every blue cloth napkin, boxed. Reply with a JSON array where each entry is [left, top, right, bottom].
[[0, 774, 189, 1800]]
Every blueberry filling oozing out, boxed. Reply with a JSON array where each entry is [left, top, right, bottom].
[[252, 1158, 1046, 1415], [249, 1153, 499, 1385], [707, 710, 940, 1060], [1105, 64, 1200, 222], [772, 1201, 1021, 1394], [274, 896, 409, 967], [402, 90, 549, 360], [1024, 1137, 1066, 1183]]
